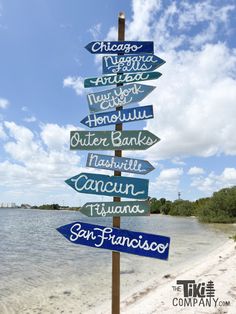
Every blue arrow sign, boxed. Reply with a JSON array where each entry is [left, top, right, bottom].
[[57, 221, 170, 260], [81, 105, 154, 128], [103, 54, 166, 74], [85, 41, 154, 54], [86, 153, 155, 175], [87, 83, 155, 113], [65, 172, 148, 199], [84, 72, 162, 88]]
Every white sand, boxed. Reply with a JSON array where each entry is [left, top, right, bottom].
[[117, 239, 236, 314]]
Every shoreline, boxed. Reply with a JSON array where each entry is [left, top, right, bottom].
[[96, 239, 236, 314]]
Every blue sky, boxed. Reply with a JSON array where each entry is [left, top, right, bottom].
[[0, 0, 236, 206]]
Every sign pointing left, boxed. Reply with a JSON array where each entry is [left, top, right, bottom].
[[84, 72, 162, 88], [85, 41, 154, 54], [57, 221, 170, 260]]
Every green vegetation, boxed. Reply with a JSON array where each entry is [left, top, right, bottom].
[[149, 186, 236, 223]]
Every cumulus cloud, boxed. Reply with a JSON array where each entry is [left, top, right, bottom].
[[0, 98, 10, 109], [188, 167, 205, 175], [190, 168, 236, 194], [63, 76, 84, 95]]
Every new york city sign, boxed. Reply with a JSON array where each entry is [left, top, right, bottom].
[[87, 83, 155, 113]]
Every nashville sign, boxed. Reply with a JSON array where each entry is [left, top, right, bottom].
[[65, 172, 149, 199], [84, 72, 162, 88], [80, 105, 154, 128], [70, 130, 160, 150], [57, 221, 170, 260], [85, 41, 154, 54], [103, 54, 166, 74], [87, 83, 155, 113], [86, 153, 155, 175], [79, 201, 150, 217]]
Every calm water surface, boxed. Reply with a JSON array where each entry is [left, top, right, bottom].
[[0, 208, 235, 314]]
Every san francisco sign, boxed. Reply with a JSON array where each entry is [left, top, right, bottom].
[[79, 201, 150, 217], [85, 41, 154, 54], [65, 172, 149, 199], [87, 83, 155, 113], [84, 72, 162, 88], [86, 153, 155, 175], [57, 221, 170, 260], [70, 130, 160, 150], [103, 54, 166, 74], [80, 105, 154, 128]]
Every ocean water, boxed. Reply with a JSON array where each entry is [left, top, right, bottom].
[[0, 208, 235, 314]]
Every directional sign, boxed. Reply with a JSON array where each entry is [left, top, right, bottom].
[[84, 72, 162, 88], [80, 201, 150, 217], [85, 41, 154, 54], [87, 83, 155, 113], [103, 54, 166, 74], [81, 105, 154, 128], [57, 221, 170, 260], [65, 172, 148, 199], [70, 130, 160, 150], [86, 153, 155, 175]]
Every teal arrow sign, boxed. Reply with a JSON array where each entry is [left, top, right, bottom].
[[87, 83, 155, 113], [70, 130, 160, 150], [103, 54, 166, 74], [86, 153, 155, 175], [80, 201, 150, 217], [84, 72, 162, 88], [65, 172, 149, 199]]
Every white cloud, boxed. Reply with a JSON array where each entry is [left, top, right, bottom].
[[24, 116, 36, 123], [0, 98, 9, 109], [191, 168, 236, 194], [88, 23, 101, 40], [151, 167, 183, 195], [188, 167, 205, 175], [63, 76, 84, 95]]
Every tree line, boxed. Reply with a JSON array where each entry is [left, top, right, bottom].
[[149, 186, 236, 223]]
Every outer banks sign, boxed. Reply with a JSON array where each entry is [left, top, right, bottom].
[[103, 54, 166, 74], [57, 221, 170, 260], [86, 153, 155, 175], [85, 41, 154, 54], [80, 201, 150, 217], [65, 172, 148, 199], [80, 105, 154, 128], [87, 83, 155, 113], [84, 72, 162, 88], [70, 130, 160, 150]]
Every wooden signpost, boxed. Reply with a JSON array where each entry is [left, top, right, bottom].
[[79, 201, 150, 217], [80, 105, 154, 128], [70, 130, 160, 150], [84, 71, 162, 88], [86, 153, 155, 175], [103, 54, 166, 74], [87, 83, 156, 113], [65, 172, 149, 199], [57, 221, 170, 260], [85, 41, 154, 54], [57, 12, 170, 314]]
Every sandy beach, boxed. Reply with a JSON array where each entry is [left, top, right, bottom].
[[116, 239, 236, 314]]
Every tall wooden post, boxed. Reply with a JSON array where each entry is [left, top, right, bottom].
[[112, 11, 125, 314]]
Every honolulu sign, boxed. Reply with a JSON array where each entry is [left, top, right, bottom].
[[57, 221, 170, 260]]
